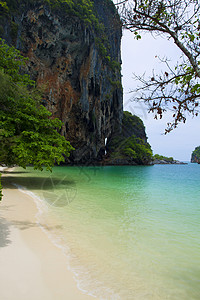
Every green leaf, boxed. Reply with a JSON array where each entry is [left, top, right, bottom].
[[0, 40, 74, 171]]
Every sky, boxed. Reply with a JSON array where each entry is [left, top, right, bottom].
[[120, 29, 200, 161]]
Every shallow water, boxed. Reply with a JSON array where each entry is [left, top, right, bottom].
[[12, 164, 200, 299]]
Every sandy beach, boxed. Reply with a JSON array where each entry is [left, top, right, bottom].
[[0, 170, 94, 300]]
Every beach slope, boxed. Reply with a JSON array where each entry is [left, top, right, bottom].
[[0, 178, 93, 300]]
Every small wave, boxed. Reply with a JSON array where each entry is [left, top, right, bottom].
[[13, 183, 48, 216], [13, 183, 102, 299]]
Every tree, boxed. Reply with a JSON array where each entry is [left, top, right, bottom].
[[116, 0, 200, 132], [0, 39, 74, 199]]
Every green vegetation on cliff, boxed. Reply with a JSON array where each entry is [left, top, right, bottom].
[[1, 0, 117, 23], [0, 38, 73, 198], [0, 38, 74, 198], [0, 0, 122, 164], [106, 111, 153, 165], [191, 146, 200, 163], [108, 135, 152, 164], [153, 154, 174, 163], [122, 111, 146, 138], [0, 0, 100, 30], [0, 0, 120, 66]]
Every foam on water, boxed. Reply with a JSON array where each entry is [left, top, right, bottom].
[[13, 182, 101, 298]]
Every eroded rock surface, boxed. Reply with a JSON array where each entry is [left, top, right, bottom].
[[1, 0, 122, 164]]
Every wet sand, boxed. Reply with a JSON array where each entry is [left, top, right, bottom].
[[0, 170, 94, 300]]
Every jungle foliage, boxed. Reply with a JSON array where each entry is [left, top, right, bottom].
[[107, 111, 153, 164], [0, 0, 120, 66], [153, 154, 174, 162], [191, 146, 200, 163], [0, 39, 73, 171]]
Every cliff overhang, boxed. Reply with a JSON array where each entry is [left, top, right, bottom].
[[0, 0, 123, 164]]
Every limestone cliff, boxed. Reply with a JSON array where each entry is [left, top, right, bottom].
[[0, 0, 122, 164], [153, 155, 186, 165], [191, 146, 200, 163], [104, 111, 153, 165]]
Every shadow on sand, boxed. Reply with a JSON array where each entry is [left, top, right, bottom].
[[0, 217, 11, 248], [1, 176, 76, 191], [9, 220, 63, 231], [1, 171, 31, 174]]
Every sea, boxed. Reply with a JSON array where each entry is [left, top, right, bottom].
[[11, 163, 200, 299]]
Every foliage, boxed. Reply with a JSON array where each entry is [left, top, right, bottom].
[[1, 0, 97, 25], [1, 0, 121, 69], [0, 1, 8, 13], [192, 146, 200, 157], [107, 111, 153, 164], [108, 78, 123, 90], [0, 38, 74, 172], [123, 111, 144, 133], [0, 38, 32, 85], [10, 21, 18, 41], [153, 154, 174, 162], [191, 146, 200, 163], [109, 134, 152, 164], [45, 0, 97, 26], [116, 0, 200, 132], [108, 59, 121, 72]]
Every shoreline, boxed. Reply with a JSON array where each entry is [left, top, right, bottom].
[[0, 171, 94, 300]]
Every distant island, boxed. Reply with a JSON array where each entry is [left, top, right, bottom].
[[191, 146, 200, 163], [153, 154, 186, 165]]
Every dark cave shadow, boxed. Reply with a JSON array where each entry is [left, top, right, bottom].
[[1, 176, 76, 190], [0, 217, 11, 248]]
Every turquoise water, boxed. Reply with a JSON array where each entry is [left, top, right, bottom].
[[12, 164, 200, 299]]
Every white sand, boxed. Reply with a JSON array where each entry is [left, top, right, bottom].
[[0, 173, 94, 300]]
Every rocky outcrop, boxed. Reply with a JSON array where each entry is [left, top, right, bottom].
[[103, 111, 153, 165], [0, 0, 122, 164], [191, 146, 200, 163], [153, 159, 186, 165], [153, 155, 186, 164]]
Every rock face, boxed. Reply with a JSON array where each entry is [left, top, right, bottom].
[[153, 159, 186, 165], [104, 111, 153, 165], [0, 0, 122, 164], [191, 146, 200, 163], [153, 154, 186, 164]]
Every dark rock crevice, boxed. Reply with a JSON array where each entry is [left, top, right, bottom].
[[0, 0, 123, 164], [0, 1, 156, 165]]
